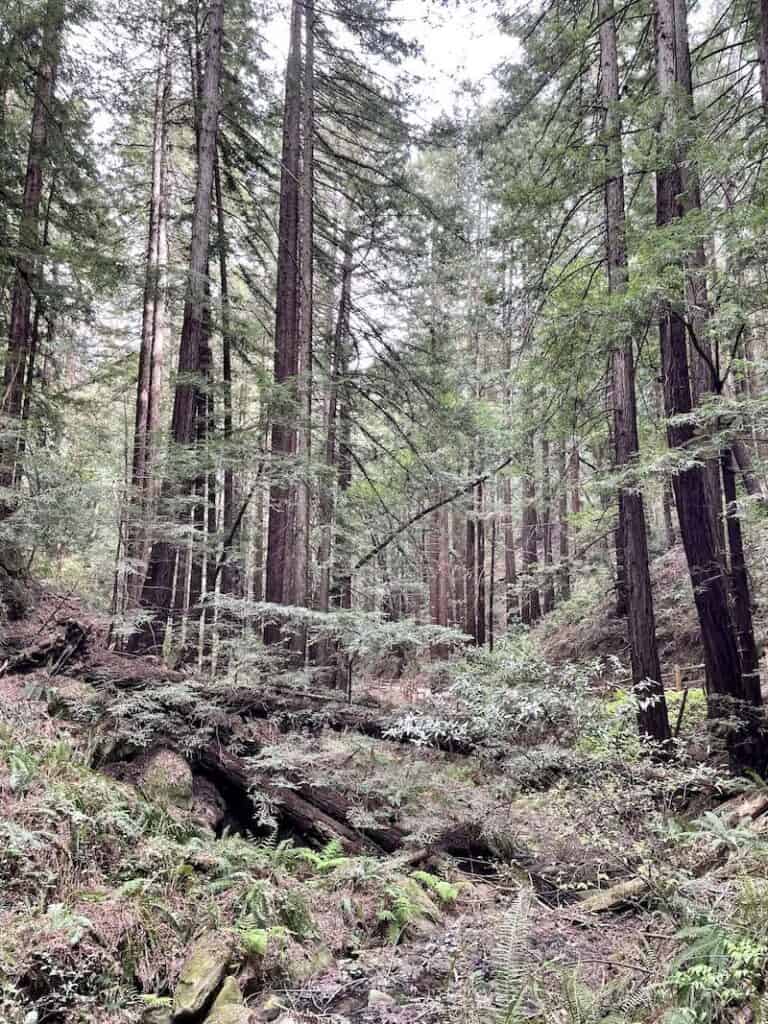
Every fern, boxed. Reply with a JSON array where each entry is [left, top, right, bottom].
[[493, 889, 532, 1023], [378, 884, 421, 944], [412, 869, 460, 905]]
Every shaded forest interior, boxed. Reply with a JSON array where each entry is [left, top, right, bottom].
[[7, 0, 768, 1022]]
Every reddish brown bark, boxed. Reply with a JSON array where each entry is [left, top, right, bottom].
[[132, 0, 225, 651], [540, 438, 555, 614], [520, 432, 541, 626], [557, 443, 571, 601], [1, 0, 62, 496], [128, 24, 171, 602], [600, 0, 670, 743], [503, 477, 519, 621], [655, 0, 764, 768], [265, 0, 303, 644]]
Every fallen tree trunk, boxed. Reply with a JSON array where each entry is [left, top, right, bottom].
[[193, 744, 401, 855], [190, 744, 505, 863], [0, 619, 88, 677], [217, 686, 480, 756]]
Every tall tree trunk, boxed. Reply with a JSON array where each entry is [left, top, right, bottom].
[[558, 442, 571, 601], [317, 230, 352, 616], [334, 361, 353, 611], [503, 477, 519, 621], [671, 0, 726, 558], [475, 480, 486, 645], [758, 0, 768, 113], [132, 0, 225, 652], [464, 492, 477, 642], [721, 448, 761, 704], [520, 431, 541, 626], [265, 0, 302, 644], [540, 437, 555, 614], [128, 22, 171, 603], [600, 0, 670, 743], [214, 148, 240, 597], [452, 506, 466, 627], [438, 502, 450, 627], [569, 441, 581, 555], [1, 0, 62, 499], [488, 511, 497, 650], [293, 0, 314, 622], [654, 0, 763, 767]]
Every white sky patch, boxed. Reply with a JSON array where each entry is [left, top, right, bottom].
[[264, 1, 517, 122]]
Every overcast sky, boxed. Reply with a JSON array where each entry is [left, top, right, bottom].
[[264, 1, 516, 120]]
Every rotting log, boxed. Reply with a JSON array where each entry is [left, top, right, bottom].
[[215, 686, 480, 755], [0, 619, 88, 677], [192, 744, 395, 855], [575, 875, 650, 913], [190, 745, 509, 864]]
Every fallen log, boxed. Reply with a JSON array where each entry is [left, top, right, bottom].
[[190, 745, 506, 866], [0, 619, 88, 677], [575, 876, 650, 913], [218, 686, 480, 756], [192, 744, 394, 856]]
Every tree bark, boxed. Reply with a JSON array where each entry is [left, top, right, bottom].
[[600, 0, 670, 743], [558, 442, 571, 601], [503, 477, 519, 621], [265, 0, 303, 644], [1, 0, 62, 498], [654, 0, 764, 768], [293, 0, 315, 621], [132, 0, 225, 651], [758, 0, 768, 114], [520, 431, 541, 626], [128, 21, 171, 604], [721, 448, 761, 704], [214, 148, 240, 597], [540, 438, 555, 614]]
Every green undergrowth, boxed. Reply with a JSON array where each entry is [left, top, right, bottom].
[[0, 718, 466, 1024]]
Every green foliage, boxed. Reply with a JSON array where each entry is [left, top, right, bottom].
[[666, 929, 768, 1022], [411, 870, 460, 905], [493, 891, 532, 1024]]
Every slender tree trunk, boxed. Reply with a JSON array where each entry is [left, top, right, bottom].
[[758, 0, 768, 113], [132, 0, 225, 652], [721, 448, 761, 704], [214, 149, 240, 597], [438, 503, 450, 627], [503, 477, 519, 621], [569, 441, 581, 557], [128, 23, 171, 603], [265, 0, 302, 644], [335, 364, 353, 611], [1, 0, 62, 501], [558, 442, 571, 601], [600, 0, 670, 742], [540, 437, 555, 614], [476, 480, 486, 645], [464, 492, 477, 642], [293, 0, 314, 624], [521, 431, 541, 625], [654, 0, 763, 767], [452, 506, 465, 627], [318, 230, 352, 617], [488, 512, 497, 650]]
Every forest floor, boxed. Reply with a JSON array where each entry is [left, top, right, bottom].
[[2, 579, 768, 1023]]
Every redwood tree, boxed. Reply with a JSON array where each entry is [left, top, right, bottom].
[[132, 0, 225, 651], [600, 0, 670, 743]]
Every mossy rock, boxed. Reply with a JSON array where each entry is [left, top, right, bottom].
[[138, 748, 194, 812], [173, 931, 235, 1020], [205, 976, 252, 1024], [141, 995, 173, 1024]]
